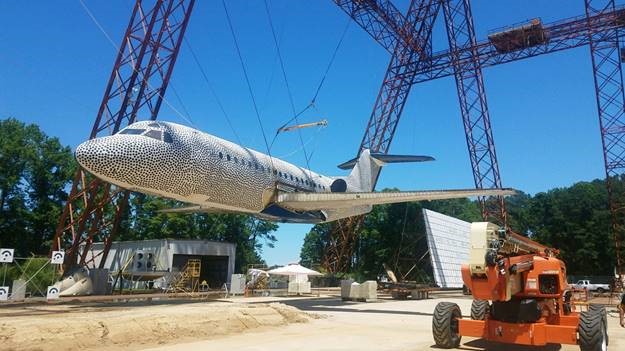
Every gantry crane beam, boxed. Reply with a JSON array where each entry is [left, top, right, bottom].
[[52, 0, 195, 270], [333, 0, 431, 56], [409, 5, 625, 83], [323, 0, 440, 273], [586, 0, 625, 277]]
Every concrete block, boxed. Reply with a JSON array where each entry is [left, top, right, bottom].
[[11, 279, 26, 301], [340, 279, 354, 298]]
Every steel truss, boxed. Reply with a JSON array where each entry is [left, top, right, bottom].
[[53, 0, 195, 269], [328, 0, 625, 273], [586, 0, 625, 275]]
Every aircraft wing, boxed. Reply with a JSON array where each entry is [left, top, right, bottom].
[[157, 206, 240, 214], [276, 188, 516, 211]]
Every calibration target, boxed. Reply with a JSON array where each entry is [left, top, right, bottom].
[[0, 286, 8, 301], [46, 286, 60, 300], [0, 248, 14, 263], [50, 250, 65, 265]]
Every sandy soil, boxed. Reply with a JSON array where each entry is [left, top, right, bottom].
[[0, 299, 315, 351], [146, 293, 625, 351], [2, 292, 624, 351]]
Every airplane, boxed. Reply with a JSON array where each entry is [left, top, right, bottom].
[[75, 121, 515, 223]]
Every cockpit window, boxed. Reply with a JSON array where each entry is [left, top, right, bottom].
[[143, 129, 162, 140], [119, 128, 145, 135], [163, 132, 173, 143], [148, 122, 161, 128]]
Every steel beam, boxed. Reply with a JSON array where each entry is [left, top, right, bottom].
[[324, 0, 440, 273], [441, 0, 505, 225], [410, 5, 625, 83], [586, 0, 625, 275]]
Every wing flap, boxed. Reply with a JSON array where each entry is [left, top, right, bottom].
[[277, 188, 516, 211]]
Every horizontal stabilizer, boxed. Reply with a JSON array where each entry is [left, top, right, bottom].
[[338, 153, 434, 170], [277, 188, 516, 211]]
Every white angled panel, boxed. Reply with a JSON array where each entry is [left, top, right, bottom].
[[423, 209, 470, 288]]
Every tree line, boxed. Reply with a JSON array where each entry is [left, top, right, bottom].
[[301, 181, 622, 280], [1, 118, 620, 278]]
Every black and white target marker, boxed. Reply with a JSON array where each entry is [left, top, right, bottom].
[[46, 286, 60, 300], [50, 251, 65, 265], [0, 248, 14, 263], [0, 286, 8, 301]]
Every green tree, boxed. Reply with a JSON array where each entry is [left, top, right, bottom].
[[0, 118, 76, 255]]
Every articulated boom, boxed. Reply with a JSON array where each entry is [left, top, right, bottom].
[[433, 222, 609, 350]]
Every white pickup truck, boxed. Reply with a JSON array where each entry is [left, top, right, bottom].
[[572, 280, 610, 293]]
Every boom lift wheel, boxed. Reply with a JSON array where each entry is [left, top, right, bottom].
[[470, 299, 490, 320], [588, 305, 609, 346], [433, 302, 462, 349], [578, 310, 608, 351]]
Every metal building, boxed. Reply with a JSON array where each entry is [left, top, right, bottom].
[[85, 239, 236, 289], [423, 209, 471, 289]]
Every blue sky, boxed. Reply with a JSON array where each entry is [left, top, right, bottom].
[[0, 1, 612, 265]]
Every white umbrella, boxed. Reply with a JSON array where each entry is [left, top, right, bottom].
[[267, 263, 323, 276]]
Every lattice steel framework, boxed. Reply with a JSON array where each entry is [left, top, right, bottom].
[[52, 0, 195, 269], [441, 0, 505, 225], [324, 0, 440, 273], [586, 0, 625, 275], [329, 0, 625, 273]]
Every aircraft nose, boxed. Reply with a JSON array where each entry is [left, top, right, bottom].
[[75, 140, 97, 172], [75, 137, 126, 180]]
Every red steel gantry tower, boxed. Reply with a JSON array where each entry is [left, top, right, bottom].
[[326, 0, 625, 274], [52, 0, 195, 269]]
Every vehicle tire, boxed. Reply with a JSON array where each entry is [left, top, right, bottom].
[[470, 299, 490, 320], [588, 305, 608, 346], [596, 287, 605, 294], [433, 302, 462, 349], [579, 310, 608, 351]]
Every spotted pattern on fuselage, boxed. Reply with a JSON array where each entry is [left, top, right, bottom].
[[75, 121, 334, 214]]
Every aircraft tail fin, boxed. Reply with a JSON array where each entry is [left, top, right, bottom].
[[336, 150, 434, 192]]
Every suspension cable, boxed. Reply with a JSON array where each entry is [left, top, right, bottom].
[[263, 0, 313, 175], [182, 37, 243, 145], [274, 16, 351, 133], [222, 0, 275, 169], [78, 0, 197, 128]]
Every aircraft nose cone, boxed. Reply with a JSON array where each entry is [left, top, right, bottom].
[[75, 140, 96, 172], [74, 137, 124, 180]]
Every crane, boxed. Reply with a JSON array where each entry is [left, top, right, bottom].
[[327, 0, 625, 278]]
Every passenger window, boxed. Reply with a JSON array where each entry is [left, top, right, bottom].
[[290, 175, 293, 181], [219, 152, 223, 159], [274, 169, 278, 175], [254, 163, 258, 170], [234, 157, 238, 164], [278, 171, 282, 177], [227, 155, 231, 161], [248, 161, 252, 168]]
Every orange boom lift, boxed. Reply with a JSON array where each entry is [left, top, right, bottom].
[[432, 222, 608, 350]]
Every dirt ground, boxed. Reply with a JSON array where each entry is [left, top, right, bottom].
[[0, 299, 315, 351], [146, 291, 625, 351], [1, 291, 624, 351]]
